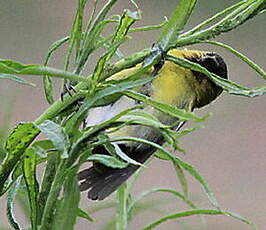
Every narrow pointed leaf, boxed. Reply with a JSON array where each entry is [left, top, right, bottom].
[[23, 148, 39, 230], [87, 154, 129, 169], [142, 209, 256, 230], [6, 176, 22, 230], [53, 170, 80, 230], [0, 74, 35, 86]]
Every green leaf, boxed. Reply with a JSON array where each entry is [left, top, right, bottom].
[[23, 148, 39, 230], [38, 152, 60, 224], [176, 0, 265, 47], [77, 208, 94, 222], [91, 9, 140, 84], [158, 0, 197, 50], [43, 36, 70, 104], [52, 169, 80, 230], [116, 183, 128, 230], [205, 40, 266, 80], [37, 120, 70, 158], [171, 156, 219, 209], [64, 8, 84, 72], [182, 1, 246, 36], [87, 154, 129, 169], [113, 144, 144, 167], [111, 136, 219, 209], [6, 176, 22, 230], [123, 90, 206, 122], [4, 123, 40, 156], [118, 110, 167, 128], [44, 36, 70, 66], [91, 38, 128, 84], [31, 139, 54, 151], [141, 209, 257, 230], [172, 163, 188, 198], [75, 0, 119, 74], [168, 126, 202, 138], [0, 74, 35, 86], [129, 19, 168, 33], [129, 188, 197, 212], [113, 10, 140, 44], [0, 123, 39, 195], [42, 75, 54, 104], [0, 59, 87, 83]]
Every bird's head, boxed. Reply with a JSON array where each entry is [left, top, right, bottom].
[[183, 51, 228, 109]]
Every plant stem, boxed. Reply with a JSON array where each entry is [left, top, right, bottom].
[[34, 84, 87, 125], [39, 160, 67, 230], [34, 49, 150, 126], [116, 183, 128, 230]]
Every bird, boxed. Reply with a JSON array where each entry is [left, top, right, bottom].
[[78, 49, 228, 200]]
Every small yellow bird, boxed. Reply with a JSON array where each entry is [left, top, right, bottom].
[[78, 49, 228, 200]]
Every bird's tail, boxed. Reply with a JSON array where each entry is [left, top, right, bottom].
[[78, 143, 157, 200], [78, 164, 140, 200]]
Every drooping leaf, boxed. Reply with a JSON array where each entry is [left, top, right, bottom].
[[0, 59, 87, 83], [87, 154, 129, 169], [113, 144, 144, 167], [172, 163, 188, 198], [168, 154, 220, 209], [0, 123, 39, 195], [6, 176, 22, 230], [129, 188, 197, 212], [38, 151, 60, 224], [118, 110, 167, 128], [123, 90, 207, 122], [141, 209, 257, 230], [0, 74, 35, 86], [23, 148, 39, 230], [37, 120, 70, 158]]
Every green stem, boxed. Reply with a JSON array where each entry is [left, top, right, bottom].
[[116, 183, 128, 230], [34, 84, 87, 125], [39, 160, 67, 230], [23, 66, 88, 83], [34, 49, 150, 126]]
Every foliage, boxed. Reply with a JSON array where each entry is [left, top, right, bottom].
[[0, 0, 265, 229]]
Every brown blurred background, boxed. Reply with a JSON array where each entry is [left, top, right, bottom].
[[0, 0, 265, 229]]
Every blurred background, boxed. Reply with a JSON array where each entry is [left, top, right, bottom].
[[0, 0, 265, 229]]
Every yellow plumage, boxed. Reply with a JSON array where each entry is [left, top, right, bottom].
[[79, 49, 228, 200]]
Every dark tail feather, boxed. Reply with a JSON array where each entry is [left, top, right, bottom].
[[78, 165, 139, 200], [78, 143, 158, 200]]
